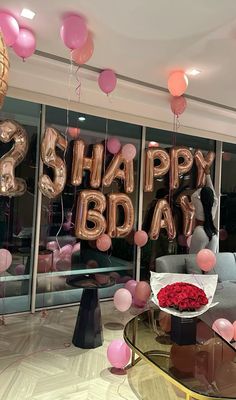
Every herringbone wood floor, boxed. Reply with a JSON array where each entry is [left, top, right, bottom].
[[0, 302, 184, 400]]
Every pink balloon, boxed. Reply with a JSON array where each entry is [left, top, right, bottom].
[[168, 71, 188, 96], [72, 32, 94, 65], [233, 321, 236, 340], [72, 242, 81, 254], [0, 249, 12, 272], [96, 234, 111, 252], [68, 127, 80, 139], [186, 235, 192, 248], [107, 137, 121, 154], [148, 141, 159, 148], [121, 144, 136, 161], [109, 271, 120, 282], [135, 281, 151, 303], [196, 249, 216, 272], [60, 244, 73, 256], [46, 241, 58, 252], [124, 280, 137, 297], [222, 152, 231, 161], [86, 259, 98, 268], [0, 12, 19, 46], [212, 318, 234, 342], [60, 15, 88, 50], [95, 273, 109, 285], [170, 96, 187, 116], [98, 69, 117, 94], [133, 298, 146, 308], [114, 288, 132, 312], [12, 28, 36, 59], [178, 234, 187, 247], [63, 222, 72, 231], [219, 228, 228, 241], [38, 251, 53, 273], [134, 230, 148, 247], [107, 339, 131, 369], [15, 264, 25, 275]]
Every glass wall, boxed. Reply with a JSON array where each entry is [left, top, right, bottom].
[[0, 98, 41, 313], [219, 143, 236, 252], [0, 95, 232, 314], [141, 128, 215, 279], [35, 105, 142, 308]]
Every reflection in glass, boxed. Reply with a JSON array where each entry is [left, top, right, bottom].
[[0, 97, 41, 313], [36, 106, 141, 308], [141, 128, 215, 279]]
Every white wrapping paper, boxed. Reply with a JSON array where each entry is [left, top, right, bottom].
[[150, 272, 218, 318]]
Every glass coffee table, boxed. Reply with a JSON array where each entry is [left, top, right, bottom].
[[124, 308, 236, 400]]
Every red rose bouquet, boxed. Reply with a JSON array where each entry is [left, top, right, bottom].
[[157, 282, 208, 312]]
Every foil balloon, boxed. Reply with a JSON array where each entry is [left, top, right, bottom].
[[107, 193, 134, 238], [170, 146, 193, 189], [0, 31, 9, 108], [149, 199, 176, 240], [75, 189, 106, 240], [102, 151, 134, 193], [178, 193, 195, 237], [39, 127, 67, 199], [194, 150, 215, 188], [0, 120, 28, 196], [144, 148, 170, 192], [71, 139, 104, 188]]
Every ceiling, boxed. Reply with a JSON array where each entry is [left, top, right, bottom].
[[3, 0, 236, 108]]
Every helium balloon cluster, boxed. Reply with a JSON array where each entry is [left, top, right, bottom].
[[60, 14, 117, 95], [0, 12, 36, 59], [113, 279, 151, 311], [168, 71, 188, 117]]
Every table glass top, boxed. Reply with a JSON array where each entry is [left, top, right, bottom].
[[124, 309, 236, 399]]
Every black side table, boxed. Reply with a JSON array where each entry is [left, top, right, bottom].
[[67, 274, 115, 349]]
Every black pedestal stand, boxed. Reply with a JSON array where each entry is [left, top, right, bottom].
[[171, 315, 197, 345], [72, 288, 103, 349]]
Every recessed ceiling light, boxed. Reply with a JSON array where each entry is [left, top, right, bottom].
[[78, 116, 86, 121], [21, 8, 36, 20], [187, 68, 201, 76]]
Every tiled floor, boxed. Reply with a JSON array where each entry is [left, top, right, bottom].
[[0, 302, 183, 400]]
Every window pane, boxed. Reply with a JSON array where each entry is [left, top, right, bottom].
[[0, 97, 41, 313], [220, 143, 236, 251], [141, 128, 215, 279], [36, 105, 141, 308]]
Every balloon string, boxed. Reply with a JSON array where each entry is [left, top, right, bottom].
[[75, 65, 81, 100], [55, 196, 65, 251], [55, 52, 73, 250]]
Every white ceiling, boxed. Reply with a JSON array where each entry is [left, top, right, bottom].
[[3, 0, 236, 108]]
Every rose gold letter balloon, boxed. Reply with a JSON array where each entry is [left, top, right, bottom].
[[178, 193, 195, 237], [39, 127, 67, 198], [170, 146, 193, 189], [149, 199, 176, 240], [107, 193, 134, 238], [144, 148, 170, 192], [71, 140, 104, 188], [0, 32, 9, 108], [0, 120, 28, 196], [75, 190, 106, 240], [194, 150, 215, 188], [103, 151, 134, 193]]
